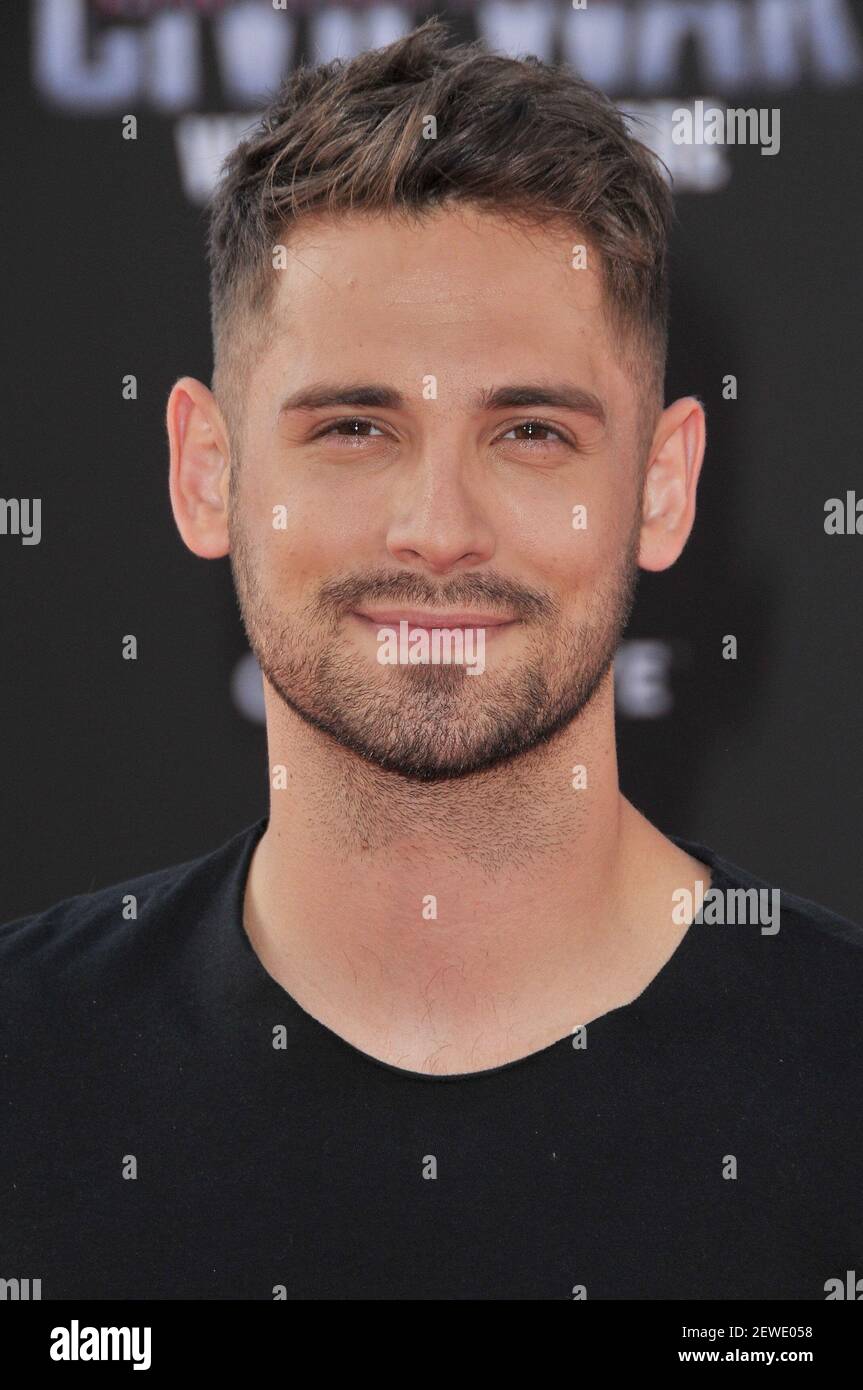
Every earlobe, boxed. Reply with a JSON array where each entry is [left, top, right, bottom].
[[637, 396, 706, 574], [166, 377, 232, 560]]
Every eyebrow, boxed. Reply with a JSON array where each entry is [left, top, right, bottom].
[[278, 381, 607, 427]]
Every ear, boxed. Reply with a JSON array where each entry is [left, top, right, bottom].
[[166, 377, 232, 559], [638, 396, 707, 573]]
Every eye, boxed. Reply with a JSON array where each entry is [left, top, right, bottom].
[[313, 417, 387, 441], [497, 419, 574, 447]]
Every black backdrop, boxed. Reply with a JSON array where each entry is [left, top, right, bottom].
[[2, 0, 862, 924]]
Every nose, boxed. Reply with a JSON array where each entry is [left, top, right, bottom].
[[384, 454, 497, 575]]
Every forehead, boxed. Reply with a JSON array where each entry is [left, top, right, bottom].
[[262, 205, 627, 403]]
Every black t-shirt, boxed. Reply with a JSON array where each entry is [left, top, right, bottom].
[[2, 817, 862, 1301]]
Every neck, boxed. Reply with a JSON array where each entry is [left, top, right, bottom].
[[242, 672, 707, 1073]]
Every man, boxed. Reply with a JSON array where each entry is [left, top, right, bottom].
[[2, 19, 861, 1302]]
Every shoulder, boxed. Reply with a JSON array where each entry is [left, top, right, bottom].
[[709, 839, 863, 953], [0, 819, 264, 1001], [676, 830, 863, 946], [678, 832, 863, 1031], [672, 828, 861, 1006], [760, 880, 863, 1025]]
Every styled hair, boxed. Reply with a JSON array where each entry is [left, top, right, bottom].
[[206, 15, 673, 451]]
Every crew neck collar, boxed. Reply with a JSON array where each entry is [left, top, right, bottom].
[[218, 815, 752, 1083]]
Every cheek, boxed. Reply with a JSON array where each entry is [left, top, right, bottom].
[[238, 467, 332, 588], [251, 498, 379, 610], [516, 500, 622, 595], [251, 442, 380, 555]]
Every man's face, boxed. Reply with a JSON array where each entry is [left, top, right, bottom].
[[227, 205, 646, 781]]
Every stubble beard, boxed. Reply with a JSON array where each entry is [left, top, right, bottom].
[[228, 504, 641, 783]]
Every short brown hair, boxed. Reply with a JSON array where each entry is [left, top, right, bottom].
[[207, 16, 673, 452]]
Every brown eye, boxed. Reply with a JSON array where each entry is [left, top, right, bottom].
[[500, 420, 570, 445], [514, 422, 552, 441], [319, 418, 384, 438]]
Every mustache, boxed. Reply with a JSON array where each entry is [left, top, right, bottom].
[[316, 572, 554, 622]]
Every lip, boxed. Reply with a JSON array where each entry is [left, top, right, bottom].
[[351, 609, 517, 629]]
